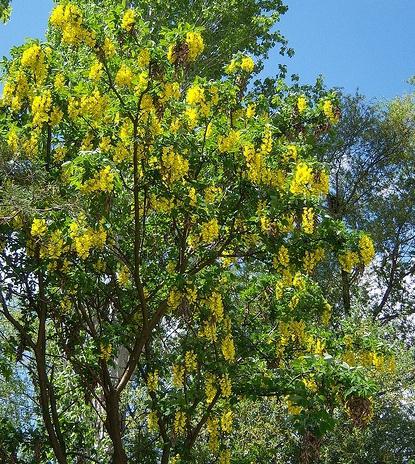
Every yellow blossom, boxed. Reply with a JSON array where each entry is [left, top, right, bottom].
[[302, 207, 315, 234], [147, 371, 159, 392], [147, 411, 158, 432], [218, 130, 240, 153], [161, 147, 189, 183], [297, 96, 307, 114], [221, 334, 235, 362], [246, 103, 256, 118], [100, 343, 112, 361], [207, 292, 224, 321], [103, 37, 116, 57], [89, 61, 103, 81], [121, 9, 136, 31], [207, 417, 219, 451], [184, 351, 197, 372], [137, 48, 151, 68], [81, 166, 115, 193], [205, 374, 217, 404], [323, 99, 339, 124], [173, 411, 186, 435], [186, 84, 205, 105], [172, 364, 185, 388], [290, 162, 313, 195], [21, 44, 46, 82], [115, 65, 134, 87], [221, 410, 233, 433], [185, 31, 204, 61], [200, 218, 219, 243], [219, 450, 231, 464], [359, 234, 375, 266], [240, 56, 255, 73], [339, 250, 360, 273], [219, 374, 232, 397], [31, 218, 47, 238]]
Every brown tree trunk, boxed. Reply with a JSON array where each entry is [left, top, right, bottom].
[[104, 391, 128, 464]]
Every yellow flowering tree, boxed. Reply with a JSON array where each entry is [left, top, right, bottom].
[[0, 1, 383, 463]]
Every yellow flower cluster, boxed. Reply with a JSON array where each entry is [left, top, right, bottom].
[[147, 371, 159, 392], [81, 166, 115, 193], [185, 31, 205, 61], [359, 234, 375, 265], [219, 374, 232, 397], [207, 417, 219, 451], [69, 220, 107, 259], [218, 130, 241, 153], [313, 170, 330, 195], [50, 4, 95, 47], [115, 65, 134, 87], [221, 410, 233, 433], [100, 343, 112, 362], [103, 37, 116, 58], [303, 247, 325, 273], [68, 90, 108, 120], [147, 411, 158, 432], [240, 56, 255, 72], [302, 377, 318, 392], [161, 147, 189, 183], [186, 84, 205, 105], [226, 55, 255, 74], [286, 398, 302, 415], [342, 350, 396, 373], [167, 288, 182, 310], [321, 302, 332, 325], [302, 207, 315, 234], [219, 450, 231, 464], [221, 334, 235, 362], [173, 411, 186, 435], [276, 245, 290, 268], [297, 96, 307, 114], [200, 218, 219, 243], [121, 9, 136, 31], [204, 186, 222, 204], [185, 350, 197, 372], [290, 162, 313, 195], [117, 265, 130, 287], [21, 44, 47, 83], [207, 292, 224, 321], [54, 73, 66, 90], [246, 103, 256, 119], [89, 61, 103, 81], [40, 230, 68, 260], [243, 143, 282, 188], [283, 144, 298, 163], [172, 364, 185, 388], [1, 72, 30, 112], [161, 82, 180, 103], [323, 99, 339, 124], [31, 91, 53, 127], [200, 320, 217, 342], [339, 250, 360, 273], [31, 218, 47, 237], [259, 125, 273, 156], [138, 48, 151, 68], [205, 374, 217, 404]]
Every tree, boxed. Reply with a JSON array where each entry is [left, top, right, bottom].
[[0, 0, 11, 23], [0, 2, 382, 463], [314, 93, 415, 334]]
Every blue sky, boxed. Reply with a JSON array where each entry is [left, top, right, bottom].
[[1, 0, 413, 100]]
